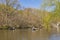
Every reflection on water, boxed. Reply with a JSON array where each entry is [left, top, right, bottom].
[[0, 29, 60, 40], [49, 33, 60, 40]]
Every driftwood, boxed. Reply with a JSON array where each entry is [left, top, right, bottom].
[[51, 22, 60, 32]]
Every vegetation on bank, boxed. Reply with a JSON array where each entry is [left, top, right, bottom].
[[0, 0, 60, 31]]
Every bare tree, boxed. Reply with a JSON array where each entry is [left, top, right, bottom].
[[0, 0, 21, 10], [0, 0, 22, 28]]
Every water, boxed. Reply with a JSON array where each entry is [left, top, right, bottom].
[[0, 29, 60, 40]]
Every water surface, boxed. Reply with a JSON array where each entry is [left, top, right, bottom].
[[0, 29, 60, 40]]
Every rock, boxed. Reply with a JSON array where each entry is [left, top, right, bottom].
[[7, 27, 15, 30]]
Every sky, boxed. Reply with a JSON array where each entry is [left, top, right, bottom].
[[20, 0, 43, 9], [19, 0, 55, 12]]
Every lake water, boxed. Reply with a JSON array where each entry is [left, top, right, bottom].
[[0, 29, 60, 40]]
